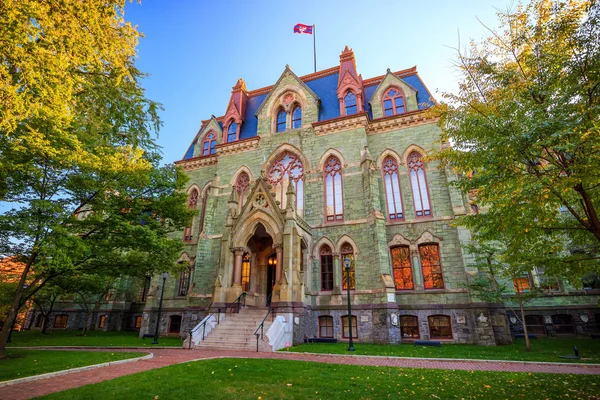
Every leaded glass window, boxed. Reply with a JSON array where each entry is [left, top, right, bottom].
[[382, 156, 403, 220], [344, 91, 357, 115], [419, 244, 444, 289], [382, 88, 405, 116], [324, 156, 343, 222], [320, 245, 333, 291], [276, 109, 286, 132], [292, 106, 302, 129], [227, 121, 237, 142], [341, 243, 355, 290], [408, 151, 431, 217], [391, 246, 413, 290], [267, 151, 304, 215], [202, 132, 216, 156]]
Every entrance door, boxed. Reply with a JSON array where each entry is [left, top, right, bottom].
[[266, 254, 277, 306]]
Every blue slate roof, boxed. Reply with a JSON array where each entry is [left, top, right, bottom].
[[182, 69, 433, 160]]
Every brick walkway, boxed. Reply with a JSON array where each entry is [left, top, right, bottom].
[[1, 348, 599, 400]]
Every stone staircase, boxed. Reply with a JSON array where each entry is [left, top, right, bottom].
[[193, 307, 272, 351]]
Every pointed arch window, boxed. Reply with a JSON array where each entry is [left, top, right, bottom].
[[227, 121, 237, 142], [383, 88, 405, 116], [408, 151, 431, 217], [183, 189, 198, 242], [344, 92, 357, 115], [324, 155, 343, 222], [267, 151, 304, 215], [341, 243, 355, 290], [202, 132, 216, 156], [292, 106, 302, 129], [276, 109, 287, 132], [391, 246, 413, 290], [241, 252, 251, 291], [320, 245, 334, 291], [419, 244, 444, 289], [382, 156, 404, 220], [178, 266, 192, 296], [235, 172, 250, 211]]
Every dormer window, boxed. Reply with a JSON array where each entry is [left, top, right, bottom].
[[276, 109, 286, 133], [201, 132, 216, 156], [227, 121, 237, 142], [383, 88, 405, 116], [292, 106, 302, 129], [344, 92, 357, 115]]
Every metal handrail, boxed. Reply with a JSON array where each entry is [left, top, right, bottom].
[[187, 308, 222, 349], [253, 308, 272, 352], [229, 292, 246, 313]]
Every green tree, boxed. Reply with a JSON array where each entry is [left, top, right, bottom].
[[0, 1, 192, 358], [433, 0, 600, 278]]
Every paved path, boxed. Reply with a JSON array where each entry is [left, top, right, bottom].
[[1, 348, 599, 400]]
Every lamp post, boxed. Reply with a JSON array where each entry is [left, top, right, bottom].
[[152, 272, 168, 345], [343, 257, 355, 352]]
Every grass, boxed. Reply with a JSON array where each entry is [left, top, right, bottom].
[[287, 338, 600, 363], [41, 358, 599, 399], [7, 330, 183, 347], [0, 350, 145, 382]]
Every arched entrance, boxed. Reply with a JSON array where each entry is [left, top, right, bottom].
[[243, 223, 280, 306]]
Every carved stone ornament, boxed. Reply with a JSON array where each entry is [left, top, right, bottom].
[[390, 313, 398, 326], [477, 313, 489, 326], [283, 93, 294, 105], [253, 193, 267, 208]]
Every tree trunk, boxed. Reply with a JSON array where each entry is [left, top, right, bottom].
[[41, 297, 56, 335], [0, 256, 34, 359], [81, 311, 91, 336], [517, 291, 531, 352]]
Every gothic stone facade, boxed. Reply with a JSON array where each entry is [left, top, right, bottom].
[[135, 47, 597, 345]]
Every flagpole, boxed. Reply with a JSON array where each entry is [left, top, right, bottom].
[[313, 24, 316, 73]]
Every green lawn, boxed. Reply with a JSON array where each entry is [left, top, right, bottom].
[[0, 350, 145, 382], [41, 358, 599, 399], [7, 330, 183, 347], [288, 338, 600, 363]]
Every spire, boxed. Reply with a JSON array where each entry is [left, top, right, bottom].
[[336, 46, 365, 115]]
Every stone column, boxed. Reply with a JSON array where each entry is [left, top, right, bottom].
[[275, 245, 283, 283], [232, 247, 244, 287]]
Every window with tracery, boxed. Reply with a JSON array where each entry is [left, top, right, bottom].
[[241, 252, 251, 291], [419, 244, 444, 289], [324, 155, 343, 222], [292, 106, 302, 129], [202, 132, 217, 156], [382, 156, 404, 220], [341, 243, 355, 290], [267, 151, 304, 215], [235, 172, 250, 210], [276, 109, 286, 132], [344, 92, 357, 115], [227, 121, 237, 142], [320, 245, 334, 291], [183, 189, 199, 242], [382, 88, 405, 116], [408, 151, 431, 217], [391, 246, 413, 290], [178, 267, 192, 296]]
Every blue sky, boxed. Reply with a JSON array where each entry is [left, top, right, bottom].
[[125, 1, 520, 164]]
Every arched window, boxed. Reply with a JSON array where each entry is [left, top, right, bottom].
[[341, 243, 355, 290], [320, 245, 333, 291], [382, 156, 404, 220], [183, 189, 199, 242], [178, 267, 192, 296], [391, 246, 413, 290], [382, 87, 405, 116], [227, 121, 237, 142], [400, 315, 420, 338], [419, 244, 444, 289], [408, 151, 431, 217], [276, 109, 286, 132], [428, 315, 452, 339], [235, 172, 250, 211], [292, 106, 302, 129], [241, 252, 251, 291], [319, 316, 334, 338], [169, 315, 182, 333], [324, 156, 343, 222], [202, 132, 217, 156], [267, 151, 304, 215], [198, 188, 209, 234], [344, 92, 357, 115]]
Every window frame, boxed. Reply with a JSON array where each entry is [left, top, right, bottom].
[[291, 105, 302, 129], [267, 151, 305, 215], [226, 121, 238, 143], [382, 87, 406, 116], [341, 243, 355, 290], [54, 314, 68, 329], [201, 132, 217, 156], [169, 315, 182, 334], [382, 156, 404, 221], [407, 151, 432, 218], [400, 315, 420, 339], [324, 155, 344, 223], [428, 315, 452, 340], [344, 91, 357, 115], [276, 109, 287, 133], [178, 267, 192, 296], [318, 315, 334, 338], [419, 243, 445, 290], [241, 252, 251, 292], [391, 245, 414, 290], [320, 245, 334, 291], [235, 172, 250, 212], [341, 315, 358, 339]]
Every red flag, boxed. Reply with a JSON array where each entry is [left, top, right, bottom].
[[294, 24, 313, 34]]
